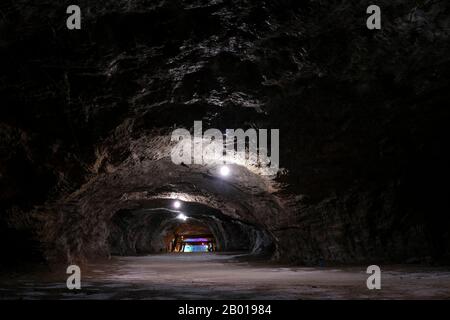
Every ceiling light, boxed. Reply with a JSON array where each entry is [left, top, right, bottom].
[[219, 165, 230, 177], [176, 213, 188, 221], [173, 200, 181, 209]]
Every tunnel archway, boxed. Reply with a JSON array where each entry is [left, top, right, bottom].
[[36, 149, 283, 264], [165, 220, 217, 253], [106, 198, 275, 258]]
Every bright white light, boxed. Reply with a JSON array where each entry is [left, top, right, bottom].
[[173, 200, 181, 209], [219, 165, 230, 177], [176, 213, 188, 221]]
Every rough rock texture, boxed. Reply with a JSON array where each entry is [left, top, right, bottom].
[[0, 0, 449, 266]]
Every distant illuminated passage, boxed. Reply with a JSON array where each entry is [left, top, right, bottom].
[[173, 200, 181, 209], [170, 235, 216, 253], [184, 244, 209, 252]]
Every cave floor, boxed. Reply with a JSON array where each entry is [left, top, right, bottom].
[[1, 253, 450, 299]]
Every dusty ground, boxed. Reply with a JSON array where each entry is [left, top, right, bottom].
[[1, 253, 450, 299]]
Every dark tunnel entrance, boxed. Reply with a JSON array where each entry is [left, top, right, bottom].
[[106, 199, 275, 257]]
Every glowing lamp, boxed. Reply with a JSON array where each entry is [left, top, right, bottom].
[[176, 213, 188, 221], [219, 165, 230, 177]]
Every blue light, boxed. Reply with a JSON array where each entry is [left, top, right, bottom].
[[184, 244, 209, 252]]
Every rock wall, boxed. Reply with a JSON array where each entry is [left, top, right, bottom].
[[1, 0, 449, 266]]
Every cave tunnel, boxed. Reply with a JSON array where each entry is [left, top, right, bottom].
[[107, 199, 274, 256], [1, 0, 450, 301]]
